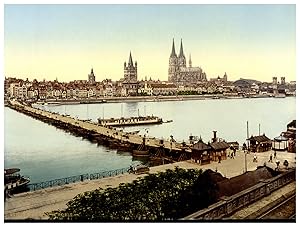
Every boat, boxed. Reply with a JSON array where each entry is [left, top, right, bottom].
[[274, 94, 286, 98], [132, 149, 150, 157], [128, 165, 150, 174], [98, 115, 163, 127], [5, 168, 30, 194], [164, 120, 173, 123]]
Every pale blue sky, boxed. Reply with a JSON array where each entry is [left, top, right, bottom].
[[4, 4, 296, 82]]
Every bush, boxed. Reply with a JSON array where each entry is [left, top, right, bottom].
[[46, 167, 219, 221]]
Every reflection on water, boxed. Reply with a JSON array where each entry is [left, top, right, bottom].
[[5, 97, 295, 183]]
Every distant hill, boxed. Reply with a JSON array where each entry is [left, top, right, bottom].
[[233, 78, 262, 87]]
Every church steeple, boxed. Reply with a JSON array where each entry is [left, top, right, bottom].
[[179, 39, 185, 58], [178, 39, 186, 67], [170, 38, 177, 57], [128, 51, 133, 66]]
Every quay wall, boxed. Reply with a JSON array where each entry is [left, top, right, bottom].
[[182, 169, 295, 220], [38, 94, 277, 105]]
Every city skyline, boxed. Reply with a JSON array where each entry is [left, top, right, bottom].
[[4, 4, 296, 82]]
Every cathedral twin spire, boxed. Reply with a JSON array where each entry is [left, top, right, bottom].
[[170, 38, 185, 58], [170, 39, 177, 57], [179, 39, 185, 58]]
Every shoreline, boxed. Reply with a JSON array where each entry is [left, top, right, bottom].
[[4, 150, 296, 220], [35, 94, 295, 106]]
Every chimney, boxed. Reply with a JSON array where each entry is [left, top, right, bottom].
[[212, 131, 217, 142]]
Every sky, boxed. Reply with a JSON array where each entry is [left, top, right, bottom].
[[3, 4, 296, 82]]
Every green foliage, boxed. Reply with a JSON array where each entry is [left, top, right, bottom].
[[46, 167, 219, 221]]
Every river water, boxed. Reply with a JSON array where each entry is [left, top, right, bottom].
[[4, 97, 296, 183]]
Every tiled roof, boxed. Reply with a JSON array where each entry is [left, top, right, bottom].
[[192, 140, 211, 151], [210, 141, 229, 150], [150, 83, 177, 89], [287, 120, 296, 128], [247, 135, 271, 143]]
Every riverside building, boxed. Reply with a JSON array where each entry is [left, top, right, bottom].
[[122, 52, 139, 96]]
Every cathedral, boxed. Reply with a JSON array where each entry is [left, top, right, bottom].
[[168, 39, 207, 84]]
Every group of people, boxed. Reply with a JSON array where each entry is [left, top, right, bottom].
[[268, 151, 277, 163], [253, 151, 278, 163], [229, 145, 237, 159]]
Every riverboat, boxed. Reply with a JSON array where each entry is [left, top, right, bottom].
[[128, 165, 150, 174], [164, 120, 173, 123], [274, 94, 286, 98], [5, 168, 30, 194], [97, 115, 163, 127]]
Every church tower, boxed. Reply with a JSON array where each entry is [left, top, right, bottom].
[[124, 52, 137, 82], [168, 39, 178, 82], [88, 68, 96, 84], [177, 39, 186, 68], [189, 54, 192, 68]]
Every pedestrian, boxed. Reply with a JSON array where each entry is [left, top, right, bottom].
[[269, 154, 273, 162], [218, 155, 221, 163], [253, 155, 257, 162], [276, 161, 280, 171], [233, 148, 236, 156], [274, 151, 277, 159]]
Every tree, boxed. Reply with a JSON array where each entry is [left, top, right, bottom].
[[46, 168, 219, 221]]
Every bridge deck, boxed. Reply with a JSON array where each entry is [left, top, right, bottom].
[[10, 101, 188, 152]]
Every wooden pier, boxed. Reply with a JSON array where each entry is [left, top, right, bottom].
[[7, 101, 190, 161]]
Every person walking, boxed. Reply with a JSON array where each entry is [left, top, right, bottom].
[[269, 154, 273, 162], [253, 155, 257, 162], [274, 151, 277, 159]]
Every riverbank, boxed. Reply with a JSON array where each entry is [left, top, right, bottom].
[[4, 150, 295, 220], [34, 93, 288, 106]]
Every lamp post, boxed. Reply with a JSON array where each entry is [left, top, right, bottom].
[[243, 142, 247, 173]]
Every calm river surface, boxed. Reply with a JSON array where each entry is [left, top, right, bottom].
[[4, 97, 295, 183]]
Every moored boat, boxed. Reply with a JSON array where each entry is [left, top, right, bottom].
[[132, 149, 150, 157], [98, 115, 163, 127], [5, 168, 30, 194]]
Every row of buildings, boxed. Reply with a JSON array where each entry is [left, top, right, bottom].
[[4, 73, 295, 101], [190, 120, 296, 165], [4, 39, 296, 101], [5, 76, 295, 101]]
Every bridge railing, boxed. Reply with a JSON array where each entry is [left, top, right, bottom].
[[181, 169, 295, 220], [27, 167, 130, 191]]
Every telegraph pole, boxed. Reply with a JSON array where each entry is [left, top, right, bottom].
[[247, 121, 249, 149]]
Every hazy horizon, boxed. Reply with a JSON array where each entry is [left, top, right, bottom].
[[4, 4, 296, 83]]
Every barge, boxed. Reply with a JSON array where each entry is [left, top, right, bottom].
[[5, 168, 30, 194], [97, 115, 163, 127]]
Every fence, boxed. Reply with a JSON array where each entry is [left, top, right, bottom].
[[182, 168, 295, 220], [27, 167, 130, 191]]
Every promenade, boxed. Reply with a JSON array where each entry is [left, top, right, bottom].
[[4, 149, 295, 220]]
